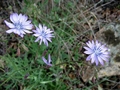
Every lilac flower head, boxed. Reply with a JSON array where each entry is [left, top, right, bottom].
[[42, 54, 52, 66], [33, 24, 54, 46], [4, 13, 33, 37], [84, 40, 110, 66]]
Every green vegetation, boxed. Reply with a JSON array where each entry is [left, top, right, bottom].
[[1, 0, 119, 90]]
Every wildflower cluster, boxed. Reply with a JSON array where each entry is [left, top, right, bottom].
[[5, 13, 54, 66], [4, 13, 110, 66]]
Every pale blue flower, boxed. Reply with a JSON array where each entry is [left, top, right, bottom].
[[42, 54, 52, 66], [4, 13, 33, 37], [84, 40, 110, 65], [33, 24, 54, 46]]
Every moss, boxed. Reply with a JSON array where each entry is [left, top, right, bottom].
[[103, 30, 120, 46], [114, 53, 120, 62]]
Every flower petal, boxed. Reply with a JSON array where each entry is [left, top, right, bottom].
[[33, 34, 40, 37], [23, 25, 33, 30], [35, 38, 40, 42], [98, 56, 104, 65], [24, 30, 32, 33], [19, 14, 28, 23], [91, 53, 96, 63], [84, 47, 93, 53], [84, 50, 93, 54], [42, 57, 48, 64], [39, 39, 43, 45], [20, 34, 24, 37], [39, 24, 43, 31], [22, 21, 32, 26], [4, 20, 15, 28], [95, 56, 99, 66], [99, 55, 109, 62], [48, 54, 52, 63], [46, 38, 52, 42], [6, 29, 15, 33], [86, 55, 91, 61], [86, 41, 94, 49], [10, 13, 18, 23], [42, 55, 52, 66], [43, 38, 48, 46], [15, 30, 21, 35]]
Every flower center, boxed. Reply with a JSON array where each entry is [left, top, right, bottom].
[[41, 31, 46, 37], [93, 46, 102, 56], [15, 23, 23, 30]]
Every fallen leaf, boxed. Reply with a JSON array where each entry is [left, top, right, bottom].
[[22, 44, 29, 52]]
